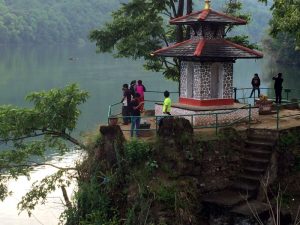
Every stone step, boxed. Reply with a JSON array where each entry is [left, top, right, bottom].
[[243, 166, 265, 174], [245, 140, 275, 148], [241, 156, 270, 164], [202, 190, 252, 208], [239, 174, 262, 182], [231, 200, 270, 216], [247, 128, 278, 141], [243, 147, 272, 156], [247, 136, 277, 143], [231, 181, 258, 193], [237, 174, 262, 186]]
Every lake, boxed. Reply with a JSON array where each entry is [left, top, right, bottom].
[[0, 44, 299, 225]]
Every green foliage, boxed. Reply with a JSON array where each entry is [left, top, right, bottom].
[[279, 130, 300, 151], [18, 170, 73, 215], [0, 0, 122, 44], [145, 160, 159, 173], [155, 183, 176, 209], [124, 139, 151, 165], [63, 177, 119, 225], [90, 0, 181, 81], [0, 83, 89, 211], [266, 0, 300, 48], [263, 32, 300, 65]]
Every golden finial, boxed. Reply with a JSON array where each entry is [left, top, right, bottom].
[[204, 0, 211, 10]]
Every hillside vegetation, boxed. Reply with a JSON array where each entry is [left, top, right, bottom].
[[0, 0, 125, 44], [0, 0, 271, 44]]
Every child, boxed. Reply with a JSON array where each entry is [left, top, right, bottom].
[[163, 90, 171, 115]]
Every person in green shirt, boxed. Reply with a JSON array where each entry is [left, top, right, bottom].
[[163, 90, 171, 115]]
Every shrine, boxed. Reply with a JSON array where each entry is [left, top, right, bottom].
[[153, 0, 263, 125]]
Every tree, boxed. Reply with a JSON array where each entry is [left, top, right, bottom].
[[89, 0, 258, 81], [260, 0, 300, 49], [0, 84, 89, 214]]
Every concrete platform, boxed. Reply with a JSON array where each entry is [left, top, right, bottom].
[[155, 103, 259, 127], [157, 102, 252, 111]]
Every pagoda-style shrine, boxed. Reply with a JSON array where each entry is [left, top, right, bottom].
[[153, 0, 262, 125]]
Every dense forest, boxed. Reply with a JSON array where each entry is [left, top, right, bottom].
[[0, 0, 271, 44], [0, 0, 126, 44]]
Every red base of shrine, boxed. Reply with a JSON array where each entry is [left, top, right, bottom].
[[179, 98, 234, 106]]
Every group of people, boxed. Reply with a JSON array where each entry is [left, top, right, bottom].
[[121, 80, 172, 137], [250, 72, 284, 104], [121, 80, 146, 137]]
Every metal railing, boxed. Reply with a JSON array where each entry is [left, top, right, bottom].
[[275, 101, 300, 130], [108, 102, 252, 135], [233, 87, 298, 105], [108, 88, 300, 135]]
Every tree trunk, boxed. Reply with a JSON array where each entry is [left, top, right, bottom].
[[186, 0, 193, 39], [176, 0, 184, 42], [61, 186, 72, 210]]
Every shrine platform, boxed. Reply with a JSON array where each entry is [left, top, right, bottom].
[[155, 102, 259, 127]]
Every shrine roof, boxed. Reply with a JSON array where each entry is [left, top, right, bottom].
[[152, 39, 263, 59], [169, 9, 247, 25]]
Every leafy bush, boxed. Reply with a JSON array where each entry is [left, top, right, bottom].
[[124, 140, 151, 165], [63, 177, 119, 225], [155, 184, 176, 209]]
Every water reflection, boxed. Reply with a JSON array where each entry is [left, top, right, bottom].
[[0, 150, 83, 225]]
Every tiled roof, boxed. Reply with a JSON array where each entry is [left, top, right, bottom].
[[170, 9, 247, 25], [153, 39, 263, 59]]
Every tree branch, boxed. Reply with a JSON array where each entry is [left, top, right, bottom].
[[1, 162, 77, 171], [0, 129, 86, 150], [0, 132, 45, 143]]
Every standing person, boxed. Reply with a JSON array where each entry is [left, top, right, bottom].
[[273, 73, 284, 104], [249, 73, 261, 98], [163, 90, 171, 115], [135, 80, 146, 112], [130, 93, 143, 137], [121, 84, 131, 125], [159, 91, 172, 128], [130, 80, 136, 97]]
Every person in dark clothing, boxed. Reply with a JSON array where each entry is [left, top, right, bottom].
[[273, 73, 284, 104], [121, 84, 132, 125], [129, 93, 143, 137], [249, 73, 261, 98], [130, 80, 136, 97]]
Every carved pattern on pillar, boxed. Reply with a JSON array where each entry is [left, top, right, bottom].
[[222, 63, 233, 98], [180, 61, 188, 98], [192, 62, 211, 100]]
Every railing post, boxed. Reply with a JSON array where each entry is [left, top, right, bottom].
[[234, 87, 237, 102], [248, 104, 251, 129], [155, 116, 158, 136], [108, 105, 112, 125], [276, 104, 280, 130], [215, 114, 218, 135]]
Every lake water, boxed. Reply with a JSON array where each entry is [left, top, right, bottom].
[[0, 44, 299, 225]]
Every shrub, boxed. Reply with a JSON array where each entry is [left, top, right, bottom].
[[124, 140, 151, 165]]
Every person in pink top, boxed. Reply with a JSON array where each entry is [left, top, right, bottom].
[[135, 80, 146, 111]]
